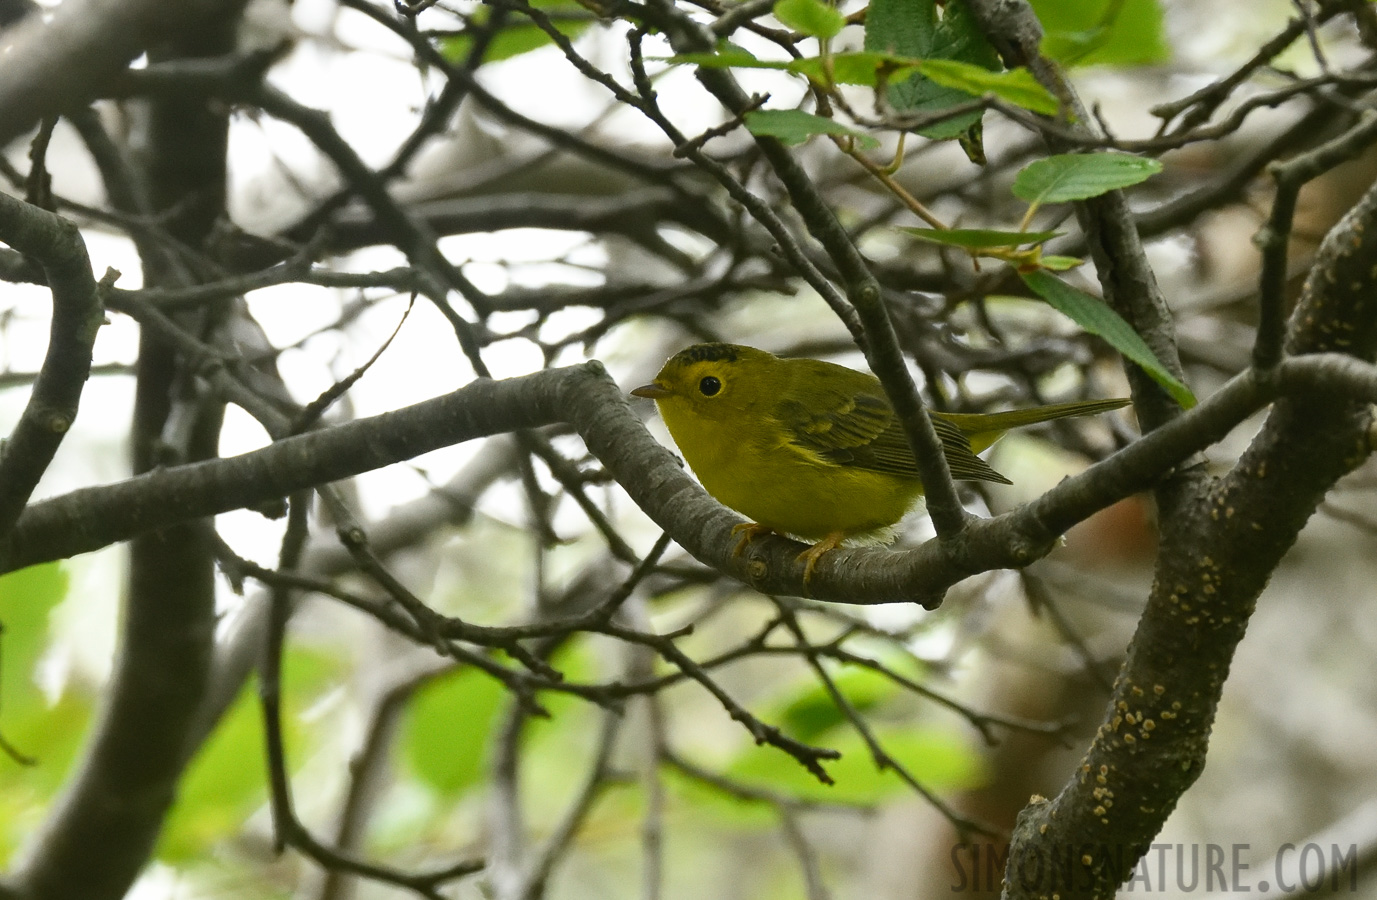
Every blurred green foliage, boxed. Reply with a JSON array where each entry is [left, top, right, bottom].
[[157, 647, 343, 862], [403, 666, 508, 798], [1030, 0, 1169, 66], [0, 564, 93, 866], [438, 0, 594, 65], [728, 663, 985, 804]]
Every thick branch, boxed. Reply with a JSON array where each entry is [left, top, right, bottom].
[[10, 352, 1377, 606], [0, 0, 246, 145], [7, 22, 242, 900], [1004, 172, 1377, 900], [0, 195, 100, 539]]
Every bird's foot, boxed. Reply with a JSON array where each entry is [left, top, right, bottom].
[[731, 522, 777, 557], [798, 532, 845, 587]]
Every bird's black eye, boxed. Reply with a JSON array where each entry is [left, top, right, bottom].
[[698, 376, 722, 397]]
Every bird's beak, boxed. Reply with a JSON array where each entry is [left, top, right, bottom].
[[630, 383, 670, 399]]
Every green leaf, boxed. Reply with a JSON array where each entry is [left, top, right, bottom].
[[663, 765, 777, 828], [0, 564, 68, 709], [157, 686, 266, 861], [437, 0, 594, 65], [899, 227, 1061, 248], [1038, 254, 1084, 270], [863, 0, 1000, 140], [774, 0, 845, 39], [1021, 270, 1195, 407], [664, 46, 789, 70], [0, 565, 89, 864], [489, 23, 593, 61], [1012, 152, 1162, 204], [744, 109, 880, 149], [671, 49, 929, 95], [862, 0, 933, 73], [790, 51, 923, 87], [158, 648, 339, 861], [1039, 28, 1109, 64], [917, 61, 1060, 115], [727, 726, 984, 803], [520, 645, 607, 822], [402, 667, 507, 797], [1031, 0, 1169, 67], [774, 667, 896, 741]]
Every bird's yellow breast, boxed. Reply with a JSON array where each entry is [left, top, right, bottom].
[[658, 394, 923, 540]]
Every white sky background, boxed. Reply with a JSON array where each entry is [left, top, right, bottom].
[[4, 0, 1308, 502], [8, 2, 1377, 898], [0, 0, 1314, 685]]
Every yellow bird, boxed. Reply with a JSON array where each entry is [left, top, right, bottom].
[[631, 343, 1128, 582]]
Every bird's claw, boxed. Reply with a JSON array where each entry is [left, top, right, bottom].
[[732, 525, 846, 592], [731, 522, 775, 557], [797, 532, 845, 588]]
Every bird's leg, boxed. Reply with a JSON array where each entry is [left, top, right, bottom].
[[798, 531, 845, 586], [730, 522, 776, 557]]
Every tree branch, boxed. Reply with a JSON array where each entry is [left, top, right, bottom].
[[1003, 168, 1377, 900], [9, 350, 1377, 607], [967, 0, 1189, 434], [0, 0, 248, 144], [0, 194, 101, 539], [638, 0, 971, 539]]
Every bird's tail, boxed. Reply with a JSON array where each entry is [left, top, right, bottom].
[[936, 398, 1130, 453]]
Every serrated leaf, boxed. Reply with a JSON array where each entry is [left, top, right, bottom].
[[744, 109, 880, 148], [1013, 152, 1162, 204], [774, 0, 845, 39], [863, 0, 999, 140], [863, 0, 933, 64], [1021, 270, 1195, 407], [927, 0, 1001, 70], [900, 227, 1061, 248], [917, 61, 1060, 115], [1031, 0, 1169, 67], [663, 46, 788, 70]]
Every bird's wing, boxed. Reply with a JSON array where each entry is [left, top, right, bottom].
[[774, 376, 1011, 484]]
